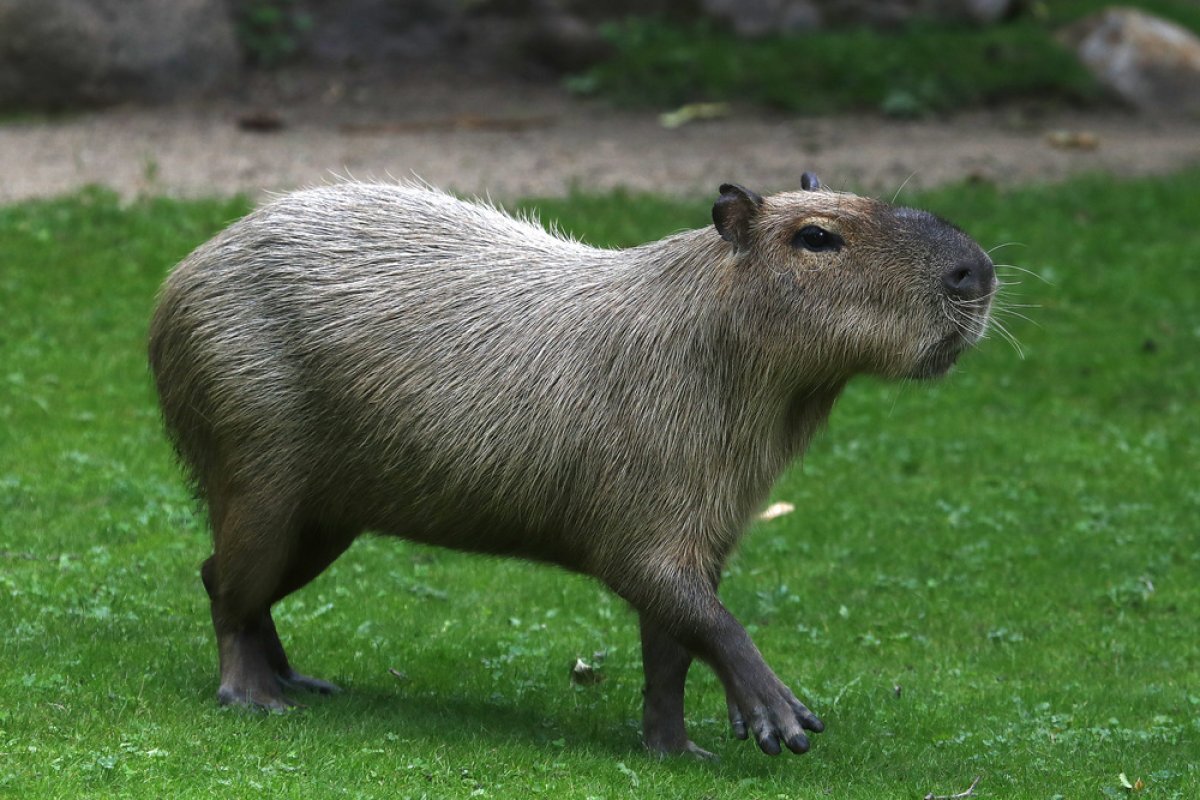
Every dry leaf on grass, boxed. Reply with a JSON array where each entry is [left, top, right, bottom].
[[758, 501, 795, 521], [1046, 130, 1100, 150], [659, 102, 731, 129]]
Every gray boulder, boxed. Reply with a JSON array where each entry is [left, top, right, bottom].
[[0, 0, 238, 110], [1059, 6, 1200, 116]]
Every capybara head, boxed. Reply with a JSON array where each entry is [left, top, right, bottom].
[[712, 173, 995, 382]]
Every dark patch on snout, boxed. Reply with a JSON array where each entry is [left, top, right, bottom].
[[894, 207, 996, 301], [890, 206, 996, 379]]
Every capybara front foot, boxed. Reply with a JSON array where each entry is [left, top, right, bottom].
[[728, 679, 824, 755]]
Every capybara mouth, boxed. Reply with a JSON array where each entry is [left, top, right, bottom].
[[912, 335, 969, 379]]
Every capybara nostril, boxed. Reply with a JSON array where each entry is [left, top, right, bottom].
[[942, 256, 995, 300]]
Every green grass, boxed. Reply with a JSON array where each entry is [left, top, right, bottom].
[[2, 172, 1199, 798], [570, 1, 1200, 116]]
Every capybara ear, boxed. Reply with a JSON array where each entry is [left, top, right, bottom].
[[800, 172, 822, 191], [713, 183, 764, 251]]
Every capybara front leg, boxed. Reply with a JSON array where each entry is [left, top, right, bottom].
[[696, 603, 824, 755], [638, 614, 715, 759], [619, 570, 824, 756]]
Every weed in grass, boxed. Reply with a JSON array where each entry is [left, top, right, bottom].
[[1, 172, 1198, 797]]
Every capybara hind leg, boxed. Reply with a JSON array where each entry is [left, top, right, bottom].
[[201, 524, 353, 703], [215, 625, 296, 710], [257, 610, 341, 696], [639, 614, 715, 760], [203, 556, 286, 707], [202, 498, 298, 711], [260, 527, 356, 694]]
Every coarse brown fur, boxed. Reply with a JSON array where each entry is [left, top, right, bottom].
[[148, 176, 995, 758]]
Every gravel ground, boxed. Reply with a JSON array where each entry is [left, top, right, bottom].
[[3, 68, 1199, 203]]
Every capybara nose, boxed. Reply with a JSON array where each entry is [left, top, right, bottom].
[[942, 256, 995, 300]]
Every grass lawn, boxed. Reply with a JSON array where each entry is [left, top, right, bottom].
[[571, 1, 1200, 115], [2, 171, 1198, 798]]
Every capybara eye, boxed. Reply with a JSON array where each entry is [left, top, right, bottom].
[[792, 225, 843, 253]]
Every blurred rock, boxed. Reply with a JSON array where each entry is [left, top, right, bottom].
[[1059, 7, 1200, 116], [958, 0, 1015, 24], [520, 12, 614, 73], [287, 0, 458, 65], [0, 0, 238, 110]]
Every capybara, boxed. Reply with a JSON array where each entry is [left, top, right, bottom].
[[148, 174, 995, 758]]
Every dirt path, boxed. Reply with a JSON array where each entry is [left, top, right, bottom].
[[3, 69, 1198, 203]]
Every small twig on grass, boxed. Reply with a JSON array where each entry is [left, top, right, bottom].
[[924, 775, 981, 800], [387, 667, 409, 683], [1, 550, 50, 562]]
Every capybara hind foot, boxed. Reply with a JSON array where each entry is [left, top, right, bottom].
[[645, 736, 717, 761], [217, 680, 297, 712], [278, 669, 340, 695], [217, 670, 337, 710], [216, 629, 299, 711], [677, 741, 718, 761]]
